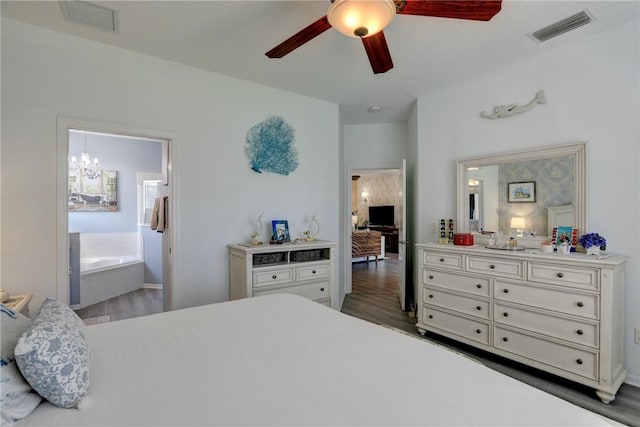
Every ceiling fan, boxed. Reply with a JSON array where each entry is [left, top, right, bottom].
[[265, 0, 502, 74]]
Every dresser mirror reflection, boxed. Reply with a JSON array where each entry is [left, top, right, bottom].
[[457, 142, 587, 248]]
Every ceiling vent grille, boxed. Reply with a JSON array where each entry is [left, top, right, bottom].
[[530, 10, 594, 43], [59, 1, 119, 33]]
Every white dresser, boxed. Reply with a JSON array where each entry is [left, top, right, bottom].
[[229, 241, 335, 307], [416, 243, 627, 403]]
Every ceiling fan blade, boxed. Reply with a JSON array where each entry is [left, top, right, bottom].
[[265, 16, 332, 58], [362, 31, 394, 74], [398, 0, 502, 21]]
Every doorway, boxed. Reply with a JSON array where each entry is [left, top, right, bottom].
[[56, 118, 174, 322], [350, 168, 404, 303]]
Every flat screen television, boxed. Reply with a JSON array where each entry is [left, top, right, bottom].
[[368, 205, 394, 227]]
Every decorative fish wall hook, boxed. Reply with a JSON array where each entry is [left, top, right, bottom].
[[480, 90, 547, 119]]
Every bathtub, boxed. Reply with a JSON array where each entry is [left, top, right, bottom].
[[73, 232, 144, 309], [80, 255, 141, 273]]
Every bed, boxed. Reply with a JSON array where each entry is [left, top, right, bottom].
[[14, 294, 615, 426]]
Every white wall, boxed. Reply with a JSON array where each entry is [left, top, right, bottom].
[[1, 18, 340, 310], [415, 21, 640, 384], [344, 123, 407, 169]]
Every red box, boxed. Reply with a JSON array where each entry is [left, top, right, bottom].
[[453, 233, 474, 246]]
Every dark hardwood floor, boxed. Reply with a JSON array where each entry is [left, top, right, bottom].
[[74, 288, 163, 322], [342, 255, 640, 427]]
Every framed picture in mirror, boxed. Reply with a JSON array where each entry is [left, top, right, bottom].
[[508, 181, 536, 203]]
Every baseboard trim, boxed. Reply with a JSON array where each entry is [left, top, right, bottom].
[[144, 283, 163, 290], [625, 373, 640, 388]]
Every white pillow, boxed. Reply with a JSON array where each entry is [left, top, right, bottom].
[[0, 304, 30, 366], [0, 304, 42, 424], [15, 298, 90, 409]]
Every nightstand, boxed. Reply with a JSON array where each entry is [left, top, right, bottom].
[[5, 293, 33, 317]]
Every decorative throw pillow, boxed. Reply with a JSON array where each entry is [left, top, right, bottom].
[[1, 304, 43, 424], [1, 304, 30, 366], [14, 298, 90, 409]]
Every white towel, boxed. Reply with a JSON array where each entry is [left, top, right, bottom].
[[150, 197, 161, 231], [150, 197, 167, 232]]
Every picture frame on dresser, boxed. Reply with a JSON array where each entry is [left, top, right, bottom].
[[271, 220, 290, 243]]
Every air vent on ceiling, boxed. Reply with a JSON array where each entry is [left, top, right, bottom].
[[59, 1, 119, 33], [530, 10, 595, 43]]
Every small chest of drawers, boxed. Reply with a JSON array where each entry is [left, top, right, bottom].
[[229, 241, 335, 307], [416, 243, 627, 404]]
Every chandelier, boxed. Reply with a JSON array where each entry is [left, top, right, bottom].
[[69, 131, 100, 179]]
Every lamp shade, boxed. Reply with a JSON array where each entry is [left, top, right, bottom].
[[510, 217, 526, 229], [327, 0, 396, 38]]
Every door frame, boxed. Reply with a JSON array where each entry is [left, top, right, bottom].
[[345, 164, 407, 307], [56, 117, 176, 309]]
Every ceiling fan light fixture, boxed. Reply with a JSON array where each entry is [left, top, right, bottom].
[[327, 0, 396, 38]]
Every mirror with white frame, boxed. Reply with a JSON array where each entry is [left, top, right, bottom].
[[457, 142, 587, 248]]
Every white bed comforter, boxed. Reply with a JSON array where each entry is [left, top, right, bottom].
[[18, 294, 613, 426]]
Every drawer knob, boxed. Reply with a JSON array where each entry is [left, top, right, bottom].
[[502, 337, 509, 342], [577, 301, 584, 307], [577, 329, 584, 335], [428, 314, 434, 319], [503, 289, 509, 294], [439, 258, 445, 262], [557, 272, 564, 278], [429, 275, 434, 280], [489, 264, 496, 269], [503, 312, 509, 317], [476, 284, 482, 289], [428, 294, 434, 299], [476, 306, 482, 311], [476, 329, 482, 334], [576, 359, 583, 365], [272, 275, 277, 279], [320, 287, 325, 292], [312, 270, 316, 274]]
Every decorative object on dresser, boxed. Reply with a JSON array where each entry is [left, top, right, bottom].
[[250, 213, 264, 245], [416, 243, 627, 404], [228, 240, 335, 307], [270, 219, 290, 244], [303, 215, 320, 241], [579, 233, 607, 256]]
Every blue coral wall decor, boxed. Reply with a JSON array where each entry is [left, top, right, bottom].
[[245, 116, 299, 175]]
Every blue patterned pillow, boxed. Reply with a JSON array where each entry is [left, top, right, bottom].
[[14, 298, 90, 408]]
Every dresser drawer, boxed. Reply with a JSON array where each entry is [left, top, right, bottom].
[[494, 302, 599, 348], [424, 287, 490, 320], [254, 281, 329, 300], [423, 251, 463, 270], [423, 269, 490, 297], [494, 326, 598, 381], [528, 262, 599, 291], [423, 307, 490, 345], [466, 256, 525, 280], [494, 280, 599, 320], [253, 267, 294, 288], [295, 263, 330, 281]]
